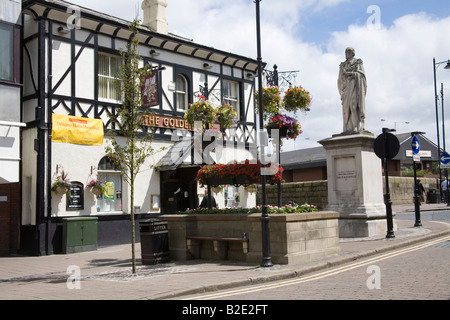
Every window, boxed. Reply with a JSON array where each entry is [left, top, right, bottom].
[[175, 74, 188, 110], [224, 186, 240, 208], [96, 157, 123, 213], [0, 23, 14, 81], [98, 53, 122, 101], [223, 80, 240, 118]]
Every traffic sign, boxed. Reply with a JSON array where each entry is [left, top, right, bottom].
[[374, 132, 400, 160], [440, 152, 450, 165], [411, 136, 420, 154]]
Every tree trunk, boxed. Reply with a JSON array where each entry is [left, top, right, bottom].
[[131, 173, 136, 274]]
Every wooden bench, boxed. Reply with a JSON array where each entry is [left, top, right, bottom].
[[186, 236, 249, 260]]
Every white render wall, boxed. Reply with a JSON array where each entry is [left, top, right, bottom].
[[50, 137, 172, 217]]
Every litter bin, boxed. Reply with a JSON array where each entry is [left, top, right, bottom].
[[139, 219, 169, 265], [427, 189, 441, 204]]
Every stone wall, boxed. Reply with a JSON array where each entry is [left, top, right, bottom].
[[257, 177, 440, 209], [161, 212, 341, 265], [258, 181, 328, 209]]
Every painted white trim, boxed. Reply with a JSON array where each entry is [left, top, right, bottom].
[[0, 120, 26, 127]]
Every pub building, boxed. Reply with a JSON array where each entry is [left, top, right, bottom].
[[20, 0, 259, 255]]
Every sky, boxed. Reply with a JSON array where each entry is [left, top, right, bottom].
[[69, 0, 450, 152]]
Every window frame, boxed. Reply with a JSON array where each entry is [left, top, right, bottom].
[[96, 157, 123, 214], [0, 21, 20, 84], [98, 52, 123, 102], [222, 79, 241, 120], [175, 74, 188, 111]]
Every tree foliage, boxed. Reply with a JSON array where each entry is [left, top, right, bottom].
[[105, 19, 162, 274]]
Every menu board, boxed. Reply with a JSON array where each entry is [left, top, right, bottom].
[[67, 181, 84, 211]]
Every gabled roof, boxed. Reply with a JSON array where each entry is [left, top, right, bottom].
[[22, 0, 261, 72], [392, 132, 441, 161]]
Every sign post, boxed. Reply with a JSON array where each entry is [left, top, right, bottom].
[[374, 128, 400, 238], [440, 151, 450, 206], [411, 132, 425, 227]]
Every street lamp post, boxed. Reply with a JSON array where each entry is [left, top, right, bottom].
[[440, 83, 450, 206], [433, 58, 450, 202], [255, 0, 273, 268], [380, 119, 409, 132]]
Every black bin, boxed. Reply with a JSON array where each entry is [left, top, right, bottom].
[[427, 189, 441, 204], [139, 219, 169, 265]]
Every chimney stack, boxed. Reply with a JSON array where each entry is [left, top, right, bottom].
[[142, 0, 168, 34]]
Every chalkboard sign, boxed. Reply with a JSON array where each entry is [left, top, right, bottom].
[[67, 181, 84, 211]]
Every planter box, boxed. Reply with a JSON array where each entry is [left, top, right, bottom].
[[160, 211, 341, 265], [206, 176, 259, 187]]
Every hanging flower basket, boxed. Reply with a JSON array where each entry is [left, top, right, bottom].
[[283, 86, 312, 113], [196, 160, 283, 187], [266, 114, 302, 140], [245, 184, 257, 194], [87, 180, 105, 197], [184, 95, 215, 129], [255, 86, 281, 118], [214, 103, 238, 132], [211, 186, 223, 194], [54, 184, 70, 196], [267, 122, 288, 138], [51, 170, 71, 196]]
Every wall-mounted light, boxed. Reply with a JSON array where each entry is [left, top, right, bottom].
[[57, 26, 71, 34], [246, 72, 257, 79], [203, 63, 213, 70], [150, 49, 160, 57]]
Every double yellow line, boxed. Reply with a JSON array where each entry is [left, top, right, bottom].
[[183, 235, 450, 300]]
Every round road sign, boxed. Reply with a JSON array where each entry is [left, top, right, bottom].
[[373, 132, 400, 160], [411, 136, 420, 154]]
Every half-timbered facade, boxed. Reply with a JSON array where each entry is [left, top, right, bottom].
[[20, 0, 259, 255]]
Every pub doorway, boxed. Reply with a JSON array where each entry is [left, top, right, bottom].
[[160, 166, 200, 214]]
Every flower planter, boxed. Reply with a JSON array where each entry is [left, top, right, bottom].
[[267, 124, 288, 138], [283, 86, 312, 113], [206, 177, 234, 187], [267, 114, 302, 141], [198, 161, 283, 187], [55, 185, 70, 196], [211, 186, 222, 194], [232, 176, 259, 187], [90, 186, 104, 197], [161, 211, 341, 264]]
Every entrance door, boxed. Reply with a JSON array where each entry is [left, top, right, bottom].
[[0, 183, 20, 255], [160, 167, 199, 214]]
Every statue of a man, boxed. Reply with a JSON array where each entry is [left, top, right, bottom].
[[338, 47, 367, 133]]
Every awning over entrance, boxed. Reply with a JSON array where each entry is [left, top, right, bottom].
[[156, 139, 200, 171]]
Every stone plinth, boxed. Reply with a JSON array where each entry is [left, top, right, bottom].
[[319, 132, 391, 237]]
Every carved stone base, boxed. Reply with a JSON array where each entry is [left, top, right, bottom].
[[320, 132, 389, 238]]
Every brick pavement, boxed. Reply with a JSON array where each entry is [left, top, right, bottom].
[[0, 203, 449, 300]]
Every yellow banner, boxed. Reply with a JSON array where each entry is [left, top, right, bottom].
[[52, 114, 104, 146]]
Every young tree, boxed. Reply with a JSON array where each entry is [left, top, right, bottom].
[[105, 19, 161, 274]]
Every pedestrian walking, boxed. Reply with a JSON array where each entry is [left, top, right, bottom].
[[442, 178, 448, 203], [416, 179, 426, 205]]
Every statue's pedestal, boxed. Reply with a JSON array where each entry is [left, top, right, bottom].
[[319, 132, 393, 238]]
